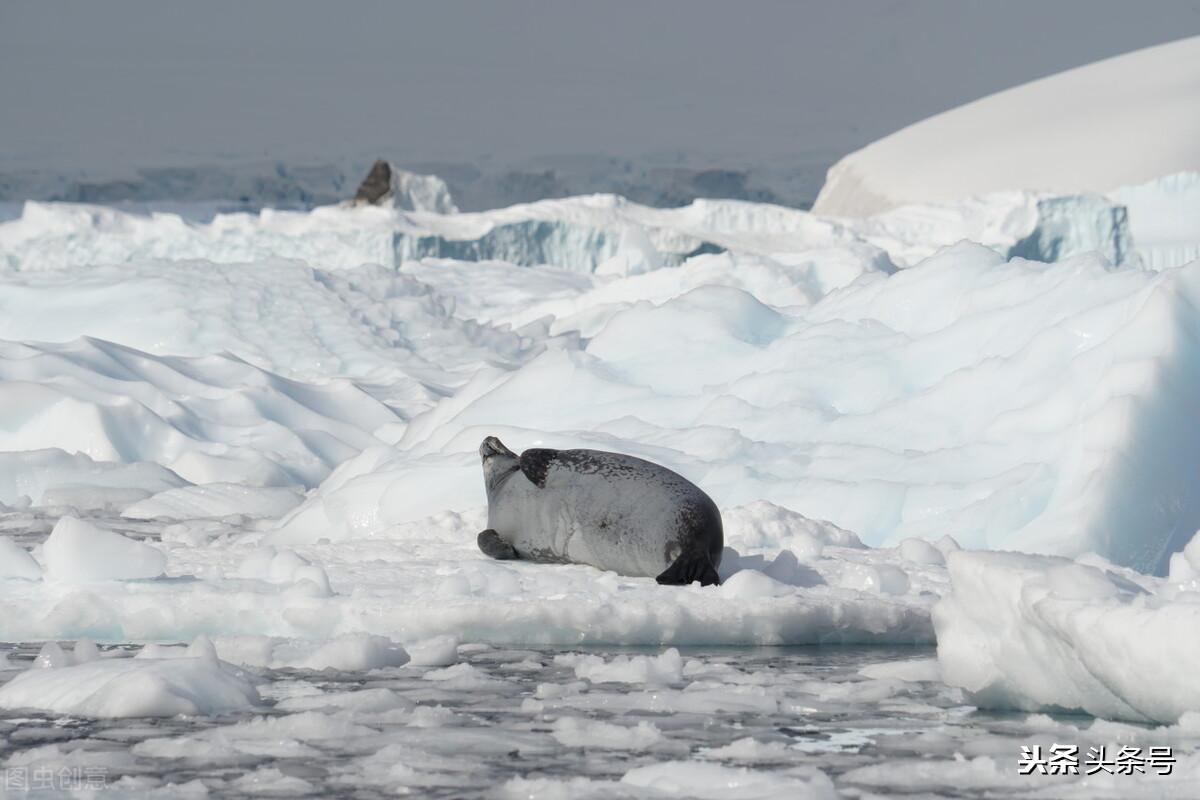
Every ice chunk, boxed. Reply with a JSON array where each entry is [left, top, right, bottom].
[[294, 634, 409, 671], [42, 516, 166, 582], [404, 635, 460, 667], [33, 642, 70, 669], [556, 649, 684, 686], [621, 760, 836, 799], [550, 717, 662, 750], [858, 658, 940, 683], [897, 538, 945, 566], [0, 655, 260, 718], [837, 563, 910, 596], [0, 536, 42, 580], [934, 548, 1200, 723], [719, 569, 794, 599], [234, 546, 332, 597]]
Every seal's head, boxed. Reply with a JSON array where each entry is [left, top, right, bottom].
[[480, 436, 519, 494]]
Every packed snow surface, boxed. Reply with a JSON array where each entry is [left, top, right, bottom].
[[813, 35, 1200, 216]]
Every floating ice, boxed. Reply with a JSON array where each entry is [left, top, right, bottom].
[[550, 716, 663, 750], [555, 649, 685, 686], [621, 760, 836, 799], [291, 633, 409, 671], [0, 646, 259, 718], [405, 635, 460, 667]]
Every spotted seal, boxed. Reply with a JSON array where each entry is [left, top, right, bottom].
[[477, 436, 723, 585]]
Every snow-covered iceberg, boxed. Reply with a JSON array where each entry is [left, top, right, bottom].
[[813, 35, 1200, 216]]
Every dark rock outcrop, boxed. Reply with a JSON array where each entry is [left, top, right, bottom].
[[353, 160, 393, 205]]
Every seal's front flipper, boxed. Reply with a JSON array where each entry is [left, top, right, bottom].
[[478, 529, 518, 560], [656, 551, 721, 586]]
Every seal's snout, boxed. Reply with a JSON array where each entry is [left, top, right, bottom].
[[480, 436, 514, 461]]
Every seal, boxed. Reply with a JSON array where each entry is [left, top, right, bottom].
[[477, 436, 723, 585]]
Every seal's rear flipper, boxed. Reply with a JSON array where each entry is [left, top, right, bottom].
[[478, 529, 518, 560], [656, 552, 721, 586]]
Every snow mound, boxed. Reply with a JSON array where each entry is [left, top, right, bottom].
[[0, 652, 259, 718], [0, 258, 539, 414], [0, 337, 398, 488], [813, 36, 1200, 216], [42, 516, 166, 583], [934, 546, 1200, 723]]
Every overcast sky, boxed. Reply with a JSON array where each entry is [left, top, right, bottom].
[[2, 1, 1199, 171]]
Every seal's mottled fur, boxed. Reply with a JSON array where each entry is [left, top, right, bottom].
[[477, 436, 723, 585]]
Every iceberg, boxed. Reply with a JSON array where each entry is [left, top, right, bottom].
[[813, 36, 1200, 216]]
